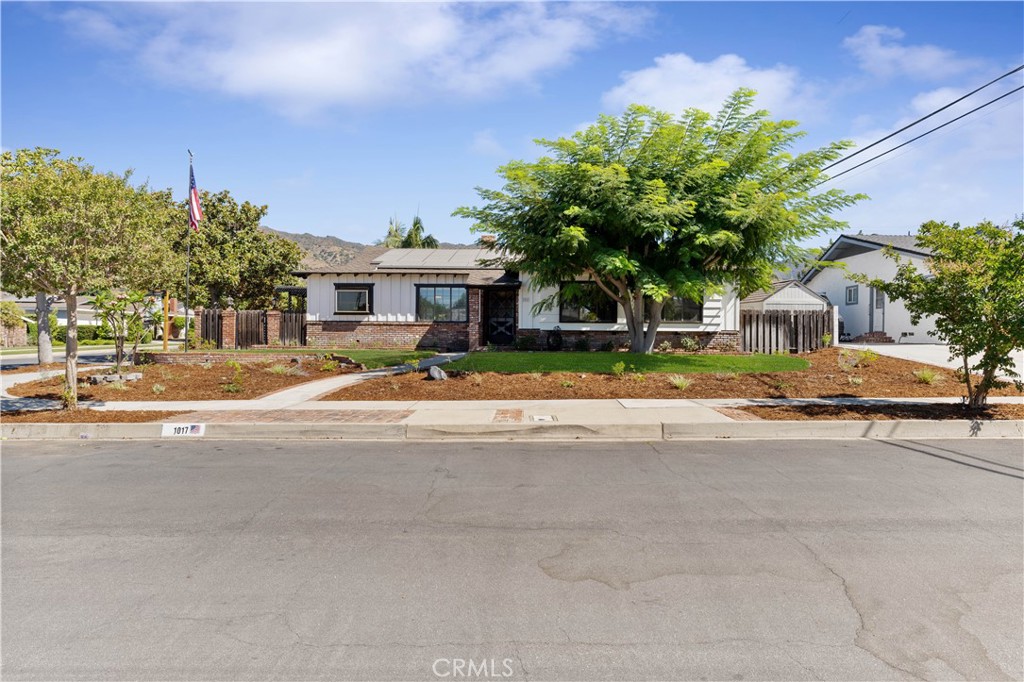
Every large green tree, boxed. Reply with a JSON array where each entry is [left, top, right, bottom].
[[455, 90, 864, 353], [860, 220, 1024, 409], [177, 190, 303, 309], [1, 148, 179, 407]]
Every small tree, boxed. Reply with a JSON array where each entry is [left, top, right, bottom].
[[863, 220, 1023, 409], [1, 148, 177, 408], [89, 290, 153, 374], [455, 90, 864, 353]]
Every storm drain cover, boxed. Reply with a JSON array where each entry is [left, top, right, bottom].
[[531, 415, 556, 422]]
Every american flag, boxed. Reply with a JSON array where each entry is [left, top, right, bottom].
[[188, 164, 203, 233]]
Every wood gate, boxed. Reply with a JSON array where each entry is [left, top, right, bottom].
[[741, 310, 834, 354], [279, 312, 306, 346], [235, 310, 267, 349], [200, 309, 223, 348]]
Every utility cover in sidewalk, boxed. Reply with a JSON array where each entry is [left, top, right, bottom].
[[531, 415, 556, 422]]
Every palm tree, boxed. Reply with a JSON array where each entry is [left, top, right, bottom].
[[379, 216, 406, 247], [402, 215, 439, 249]]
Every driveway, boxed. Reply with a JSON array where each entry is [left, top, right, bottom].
[[842, 342, 1024, 380]]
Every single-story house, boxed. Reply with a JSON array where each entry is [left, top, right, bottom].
[[298, 247, 741, 352], [801, 233, 938, 343], [740, 280, 830, 312]]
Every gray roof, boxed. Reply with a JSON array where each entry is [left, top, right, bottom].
[[842, 233, 931, 255], [295, 247, 515, 287], [741, 280, 829, 305], [802, 232, 931, 284]]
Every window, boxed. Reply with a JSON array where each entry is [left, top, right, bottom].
[[334, 284, 373, 314], [874, 289, 885, 309], [417, 285, 468, 322], [559, 282, 617, 323], [845, 285, 859, 305], [654, 296, 703, 323]]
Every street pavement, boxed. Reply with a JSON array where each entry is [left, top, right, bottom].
[[3, 439, 1021, 681]]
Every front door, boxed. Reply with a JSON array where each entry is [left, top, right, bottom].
[[485, 289, 516, 346]]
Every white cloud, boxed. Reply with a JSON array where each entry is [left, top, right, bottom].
[[843, 25, 984, 80], [469, 130, 507, 157], [601, 53, 816, 119], [57, 3, 647, 119]]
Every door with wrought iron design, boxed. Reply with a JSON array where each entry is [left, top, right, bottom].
[[485, 289, 516, 346]]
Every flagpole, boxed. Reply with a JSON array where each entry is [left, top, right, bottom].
[[184, 150, 193, 353]]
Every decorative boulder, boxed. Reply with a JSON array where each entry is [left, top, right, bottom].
[[427, 366, 448, 381]]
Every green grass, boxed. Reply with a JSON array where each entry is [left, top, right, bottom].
[[448, 351, 809, 375]]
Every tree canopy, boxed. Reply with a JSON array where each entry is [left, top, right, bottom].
[[177, 190, 303, 309], [455, 90, 865, 352], [1, 147, 180, 406], [860, 219, 1024, 409]]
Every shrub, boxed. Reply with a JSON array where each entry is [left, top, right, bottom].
[[320, 359, 340, 372], [561, 380, 575, 388], [678, 336, 701, 352], [858, 349, 879, 366], [223, 360, 245, 392], [514, 335, 538, 351], [222, 383, 243, 394], [821, 333, 833, 347], [266, 364, 291, 375], [668, 374, 692, 391], [77, 326, 98, 341], [151, 383, 166, 394], [528, 372, 543, 381], [657, 340, 674, 353], [470, 373, 484, 386], [200, 360, 213, 370], [108, 381, 128, 391], [52, 325, 69, 343], [0, 301, 24, 327], [848, 375, 864, 386], [611, 361, 626, 377], [913, 368, 943, 385], [599, 340, 616, 352], [573, 337, 590, 352]]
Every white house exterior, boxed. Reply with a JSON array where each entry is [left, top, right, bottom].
[[802, 233, 938, 343], [298, 247, 742, 352], [739, 280, 829, 313]]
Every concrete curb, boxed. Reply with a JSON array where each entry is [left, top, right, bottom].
[[4, 419, 1021, 441]]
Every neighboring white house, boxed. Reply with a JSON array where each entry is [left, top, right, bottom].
[[298, 247, 742, 351], [801, 233, 938, 343], [739, 280, 830, 313]]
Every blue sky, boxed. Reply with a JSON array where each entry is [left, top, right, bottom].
[[3, 2, 1022, 247]]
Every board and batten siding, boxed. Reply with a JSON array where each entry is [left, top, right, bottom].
[[517, 275, 739, 333], [744, 285, 828, 312], [306, 273, 467, 323]]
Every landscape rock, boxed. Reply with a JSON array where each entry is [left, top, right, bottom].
[[427, 366, 448, 381]]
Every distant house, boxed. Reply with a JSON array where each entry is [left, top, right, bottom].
[[298, 247, 741, 352], [740, 280, 830, 313], [801, 233, 938, 344]]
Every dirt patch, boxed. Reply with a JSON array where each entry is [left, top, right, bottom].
[[6, 360, 360, 402], [1, 409, 187, 423], [734, 403, 1024, 421], [325, 347, 1024, 401]]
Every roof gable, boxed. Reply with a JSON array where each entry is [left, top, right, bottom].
[[802, 233, 931, 284]]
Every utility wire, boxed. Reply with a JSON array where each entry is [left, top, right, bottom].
[[819, 85, 1024, 185], [823, 64, 1024, 171]]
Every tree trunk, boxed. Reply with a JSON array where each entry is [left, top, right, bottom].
[[63, 288, 79, 410], [35, 292, 54, 365], [641, 301, 663, 354]]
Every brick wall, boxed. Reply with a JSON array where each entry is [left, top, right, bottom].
[[516, 329, 742, 353], [307, 320, 477, 352], [145, 351, 323, 365], [266, 310, 281, 344]]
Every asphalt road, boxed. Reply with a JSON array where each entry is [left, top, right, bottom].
[[3, 439, 1021, 681]]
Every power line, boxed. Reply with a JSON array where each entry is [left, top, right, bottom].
[[819, 85, 1024, 185], [823, 64, 1024, 172]]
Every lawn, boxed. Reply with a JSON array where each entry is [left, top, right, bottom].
[[447, 351, 809, 374]]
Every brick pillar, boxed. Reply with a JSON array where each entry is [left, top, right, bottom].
[[467, 288, 483, 350], [221, 308, 237, 349], [194, 307, 204, 342], [266, 310, 281, 346]]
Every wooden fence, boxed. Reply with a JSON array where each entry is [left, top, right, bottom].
[[199, 309, 223, 348], [235, 310, 267, 349], [279, 312, 306, 346], [741, 310, 834, 354]]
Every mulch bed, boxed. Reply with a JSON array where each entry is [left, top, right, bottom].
[[324, 347, 1024, 401], [0, 362, 66, 375], [1, 410, 187, 423], [6, 360, 360, 402], [733, 403, 1024, 421]]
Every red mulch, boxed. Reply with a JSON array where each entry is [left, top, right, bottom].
[[734, 403, 1024, 421], [1, 410, 187, 423]]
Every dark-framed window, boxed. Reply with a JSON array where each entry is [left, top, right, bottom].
[[334, 284, 373, 314], [845, 285, 859, 305], [559, 282, 617, 323], [416, 285, 468, 322], [655, 296, 703, 323]]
